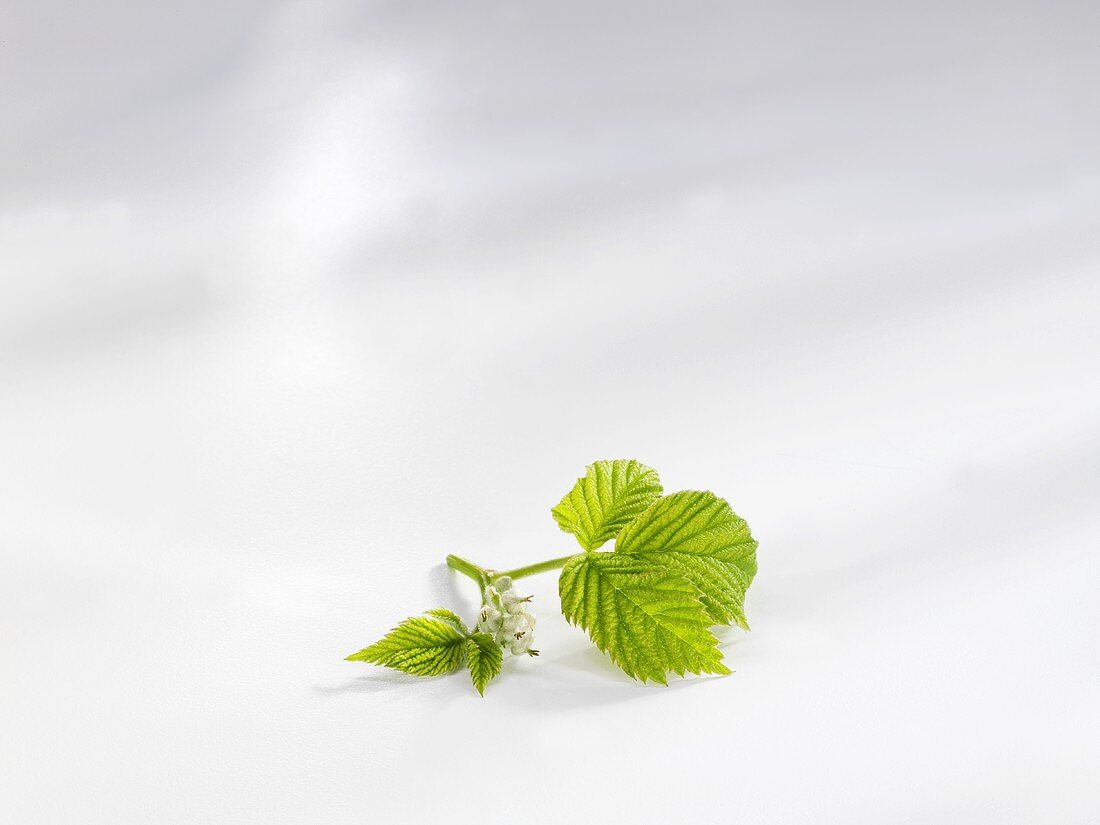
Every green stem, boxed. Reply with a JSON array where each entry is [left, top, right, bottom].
[[495, 555, 575, 581], [445, 552, 576, 589], [446, 554, 489, 588]]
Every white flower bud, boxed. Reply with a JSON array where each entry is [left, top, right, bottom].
[[502, 589, 532, 610], [502, 612, 531, 636], [479, 579, 537, 655], [483, 585, 503, 608], [508, 631, 534, 655], [477, 605, 503, 634]]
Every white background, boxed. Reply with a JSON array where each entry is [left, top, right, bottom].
[[2, 2, 1099, 822]]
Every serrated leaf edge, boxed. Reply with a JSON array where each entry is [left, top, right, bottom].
[[558, 552, 730, 685]]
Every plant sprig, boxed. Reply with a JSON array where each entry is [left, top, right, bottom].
[[345, 459, 759, 695]]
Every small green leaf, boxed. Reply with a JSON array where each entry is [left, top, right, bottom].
[[466, 633, 503, 696], [615, 490, 758, 629], [346, 613, 466, 676], [425, 608, 469, 635], [552, 460, 663, 550], [558, 552, 729, 684]]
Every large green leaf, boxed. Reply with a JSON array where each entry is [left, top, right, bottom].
[[558, 552, 728, 684], [552, 459, 662, 550], [615, 490, 758, 629]]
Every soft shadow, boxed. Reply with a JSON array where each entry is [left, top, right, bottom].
[[427, 562, 479, 616], [714, 624, 750, 651], [486, 645, 736, 710], [316, 656, 737, 705], [495, 669, 733, 710], [553, 642, 633, 679], [313, 670, 439, 696]]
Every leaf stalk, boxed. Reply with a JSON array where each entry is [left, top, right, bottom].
[[446, 552, 576, 588]]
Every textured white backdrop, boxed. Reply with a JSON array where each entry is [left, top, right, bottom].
[[2, 2, 1099, 823]]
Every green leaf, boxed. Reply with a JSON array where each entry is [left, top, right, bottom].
[[425, 608, 469, 635], [552, 459, 663, 550], [558, 552, 729, 684], [466, 633, 503, 696], [345, 613, 466, 676], [615, 490, 758, 629]]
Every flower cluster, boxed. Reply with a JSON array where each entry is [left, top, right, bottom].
[[477, 576, 538, 656]]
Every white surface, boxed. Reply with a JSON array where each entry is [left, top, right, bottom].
[[2, 2, 1099, 823]]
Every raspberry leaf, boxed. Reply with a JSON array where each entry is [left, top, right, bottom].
[[345, 613, 466, 677], [615, 490, 758, 629], [552, 459, 662, 551], [558, 552, 728, 684], [425, 607, 469, 635], [466, 633, 503, 696]]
